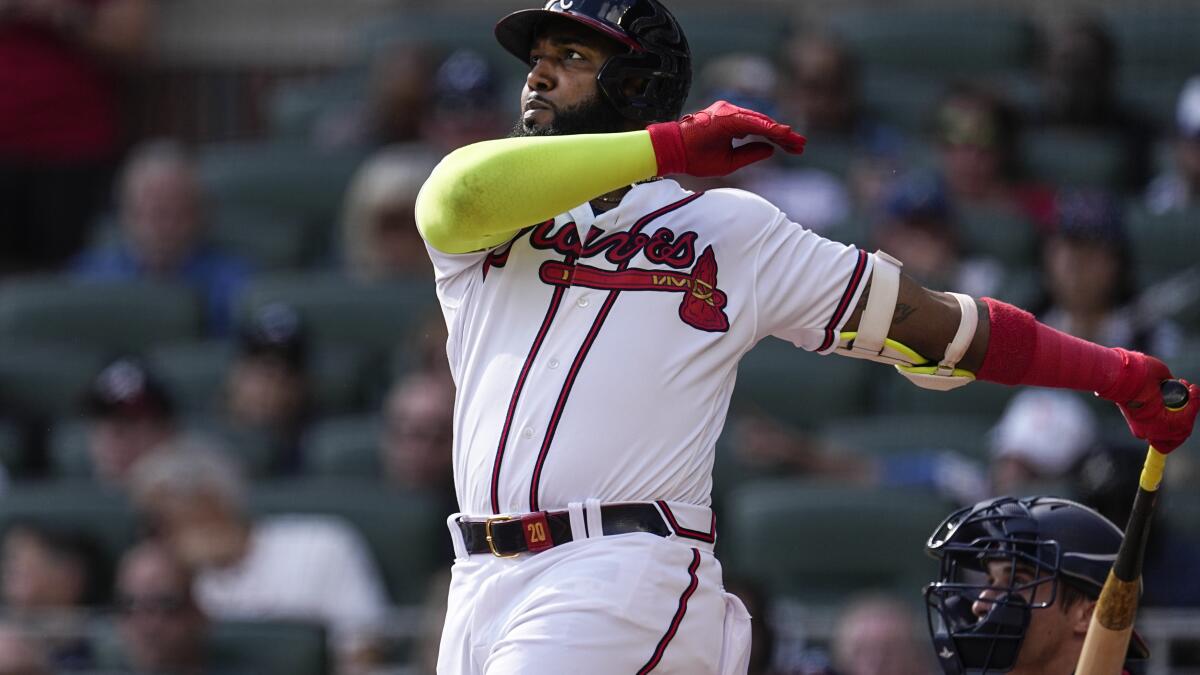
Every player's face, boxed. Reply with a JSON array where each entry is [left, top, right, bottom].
[[972, 561, 1083, 675], [512, 20, 630, 136]]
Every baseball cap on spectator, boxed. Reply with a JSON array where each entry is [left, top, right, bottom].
[[237, 303, 307, 370], [435, 49, 498, 112], [1176, 75, 1200, 138], [989, 389, 1098, 476], [84, 358, 174, 421], [884, 171, 951, 223], [1050, 189, 1128, 246]]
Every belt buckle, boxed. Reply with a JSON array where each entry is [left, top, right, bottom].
[[485, 515, 519, 558]]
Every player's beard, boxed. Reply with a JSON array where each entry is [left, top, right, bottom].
[[509, 92, 630, 137]]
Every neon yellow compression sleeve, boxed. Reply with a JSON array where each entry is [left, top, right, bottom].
[[415, 130, 659, 254]]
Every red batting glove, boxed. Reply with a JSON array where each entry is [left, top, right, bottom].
[[1097, 350, 1200, 453], [647, 100, 806, 178]]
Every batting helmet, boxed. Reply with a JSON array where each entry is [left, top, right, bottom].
[[923, 496, 1147, 675], [495, 0, 692, 123]]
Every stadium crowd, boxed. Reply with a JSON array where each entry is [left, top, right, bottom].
[[1, 1, 1199, 674]]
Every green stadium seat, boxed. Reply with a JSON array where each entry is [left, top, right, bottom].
[[818, 413, 995, 461], [0, 419, 25, 475], [724, 479, 952, 604], [360, 11, 522, 77], [302, 415, 382, 478], [237, 274, 440, 356], [197, 142, 368, 235], [957, 205, 1038, 268], [1119, 71, 1190, 130], [733, 337, 873, 428], [827, 9, 1033, 77], [248, 480, 446, 603], [0, 341, 107, 419], [672, 10, 791, 68], [309, 345, 376, 415], [875, 374, 1016, 419], [0, 481, 137, 569], [209, 207, 317, 271], [1167, 489, 1200, 541], [858, 68, 948, 133], [268, 70, 369, 141], [0, 279, 201, 353], [1020, 130, 1126, 189], [208, 620, 329, 675], [147, 340, 232, 416], [1104, 10, 1200, 78], [1125, 206, 1200, 286]]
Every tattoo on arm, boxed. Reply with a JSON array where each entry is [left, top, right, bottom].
[[894, 303, 917, 325]]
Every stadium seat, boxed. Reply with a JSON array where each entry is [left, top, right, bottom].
[[1104, 10, 1200, 78], [827, 9, 1033, 77], [208, 207, 318, 271], [208, 620, 329, 675], [236, 274, 440, 356], [1125, 206, 1200, 286], [1020, 130, 1126, 189], [302, 415, 382, 478], [671, 10, 791, 68], [732, 337, 873, 428], [309, 345, 376, 415], [818, 413, 995, 461], [957, 205, 1038, 268], [874, 371, 1016, 419], [197, 141, 368, 235], [267, 70, 369, 141], [248, 480, 446, 603], [0, 420, 25, 476], [724, 479, 952, 604], [0, 341, 107, 419], [147, 340, 232, 415], [0, 481, 137, 569], [0, 279, 201, 353], [858, 68, 949, 133]]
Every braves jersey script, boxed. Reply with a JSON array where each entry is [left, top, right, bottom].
[[427, 178, 873, 516]]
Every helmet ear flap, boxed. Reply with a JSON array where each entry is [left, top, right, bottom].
[[597, 52, 688, 123]]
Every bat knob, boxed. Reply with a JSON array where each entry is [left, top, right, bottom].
[[1161, 379, 1190, 411]]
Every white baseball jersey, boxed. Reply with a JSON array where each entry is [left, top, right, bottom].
[[427, 178, 873, 517]]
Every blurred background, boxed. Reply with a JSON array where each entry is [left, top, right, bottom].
[[1, 0, 1199, 673]]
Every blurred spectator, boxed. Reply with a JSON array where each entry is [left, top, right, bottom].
[[381, 370, 455, 502], [779, 34, 905, 211], [83, 357, 178, 486], [988, 389, 1098, 496], [1146, 75, 1200, 215], [0, 0, 152, 275], [129, 442, 389, 672], [699, 53, 851, 233], [722, 579, 779, 675], [420, 49, 507, 152], [1032, 14, 1153, 190], [115, 541, 210, 675], [316, 43, 436, 150], [1, 522, 105, 670], [872, 172, 1004, 299], [1071, 443, 1200, 607], [0, 624, 50, 675], [830, 594, 932, 675], [1035, 190, 1181, 357], [224, 303, 311, 473], [73, 140, 251, 335], [340, 149, 437, 282], [934, 84, 1054, 225]]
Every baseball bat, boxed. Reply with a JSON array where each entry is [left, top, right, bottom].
[[1076, 380, 1191, 675]]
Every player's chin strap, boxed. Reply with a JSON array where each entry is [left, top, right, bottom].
[[834, 250, 978, 391]]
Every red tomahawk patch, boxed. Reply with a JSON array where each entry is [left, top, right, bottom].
[[539, 245, 729, 332]]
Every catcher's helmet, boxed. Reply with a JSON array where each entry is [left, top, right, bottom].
[[495, 0, 692, 123], [923, 496, 1147, 675]]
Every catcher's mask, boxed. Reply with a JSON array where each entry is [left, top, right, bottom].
[[923, 496, 1145, 675]]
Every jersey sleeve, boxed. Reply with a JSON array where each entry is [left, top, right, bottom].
[[752, 209, 873, 353]]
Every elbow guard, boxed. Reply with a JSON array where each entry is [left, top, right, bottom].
[[834, 250, 978, 391]]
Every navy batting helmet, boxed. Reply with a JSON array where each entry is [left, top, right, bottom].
[[495, 0, 692, 123], [923, 496, 1147, 675]]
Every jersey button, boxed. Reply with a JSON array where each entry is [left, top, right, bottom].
[[576, 296, 590, 308], [522, 427, 534, 439], [548, 359, 560, 369]]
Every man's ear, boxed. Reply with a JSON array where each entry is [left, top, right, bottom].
[[1071, 599, 1097, 636]]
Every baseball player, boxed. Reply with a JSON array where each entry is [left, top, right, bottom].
[[925, 496, 1148, 675], [414, 1, 1200, 673]]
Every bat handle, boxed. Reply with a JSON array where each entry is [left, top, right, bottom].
[[1161, 379, 1190, 411]]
